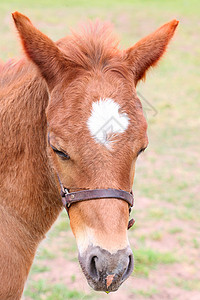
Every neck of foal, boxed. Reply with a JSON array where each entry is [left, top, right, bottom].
[[0, 60, 62, 243]]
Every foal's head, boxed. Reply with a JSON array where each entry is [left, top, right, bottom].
[[13, 12, 178, 291]]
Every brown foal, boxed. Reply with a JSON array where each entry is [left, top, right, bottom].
[[0, 12, 178, 298]]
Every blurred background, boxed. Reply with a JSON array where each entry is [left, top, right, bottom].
[[1, 0, 199, 299]]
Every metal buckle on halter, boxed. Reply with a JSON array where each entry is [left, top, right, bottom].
[[60, 186, 70, 207], [63, 188, 71, 208], [64, 188, 69, 194]]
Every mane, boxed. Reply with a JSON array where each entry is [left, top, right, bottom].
[[56, 20, 122, 71], [0, 58, 36, 88]]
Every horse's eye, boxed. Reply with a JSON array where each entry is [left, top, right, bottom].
[[137, 147, 147, 157], [50, 145, 70, 160]]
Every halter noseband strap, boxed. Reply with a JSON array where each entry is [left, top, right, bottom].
[[61, 188, 134, 207], [60, 185, 135, 230]]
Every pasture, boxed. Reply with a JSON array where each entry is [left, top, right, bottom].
[[0, 0, 199, 299]]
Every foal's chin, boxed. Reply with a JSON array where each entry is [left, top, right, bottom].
[[78, 245, 134, 292]]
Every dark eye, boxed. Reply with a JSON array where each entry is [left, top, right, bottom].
[[50, 144, 70, 160], [137, 147, 147, 157]]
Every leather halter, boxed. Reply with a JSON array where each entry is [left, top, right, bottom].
[[60, 184, 135, 230]]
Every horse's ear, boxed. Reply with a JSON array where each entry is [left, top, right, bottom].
[[12, 11, 66, 89], [125, 20, 179, 85]]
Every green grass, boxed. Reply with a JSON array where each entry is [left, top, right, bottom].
[[37, 248, 56, 260], [178, 237, 186, 247], [138, 235, 147, 245], [148, 208, 170, 220], [24, 279, 87, 300], [134, 248, 177, 277], [150, 231, 163, 241], [31, 264, 51, 274], [172, 278, 200, 291], [133, 287, 159, 297], [49, 218, 70, 237], [169, 227, 183, 234], [70, 274, 76, 283], [193, 238, 199, 249]]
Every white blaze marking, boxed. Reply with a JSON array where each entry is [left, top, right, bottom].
[[87, 98, 129, 147]]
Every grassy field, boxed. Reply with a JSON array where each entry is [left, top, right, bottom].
[[1, 0, 200, 299]]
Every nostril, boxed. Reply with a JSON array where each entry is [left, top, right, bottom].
[[89, 256, 98, 280], [122, 254, 134, 281]]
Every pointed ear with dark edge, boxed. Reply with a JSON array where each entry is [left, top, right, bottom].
[[12, 11, 67, 89], [125, 20, 179, 85]]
